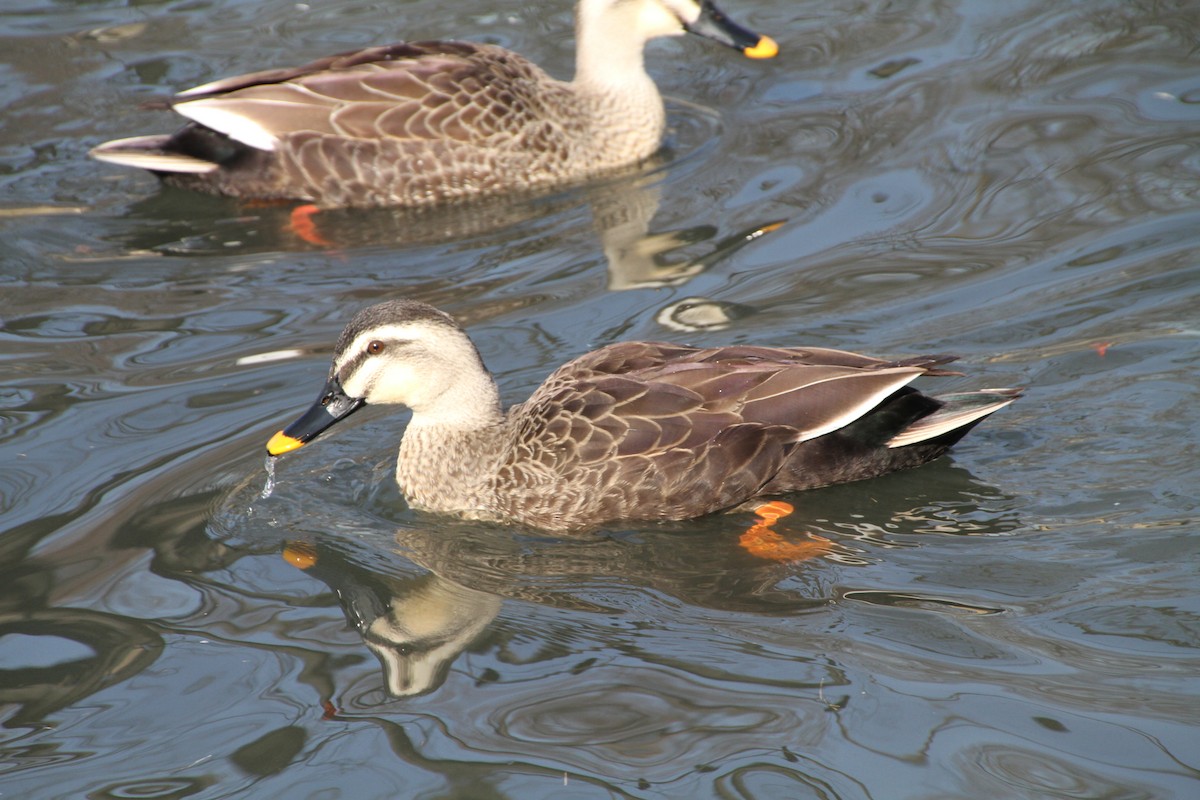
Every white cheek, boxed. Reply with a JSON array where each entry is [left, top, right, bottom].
[[365, 361, 435, 407]]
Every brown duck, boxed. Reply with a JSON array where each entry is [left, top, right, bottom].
[[89, 0, 778, 208], [265, 300, 1022, 531]]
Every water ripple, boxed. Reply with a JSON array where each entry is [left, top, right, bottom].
[[968, 744, 1161, 800], [439, 665, 826, 779]]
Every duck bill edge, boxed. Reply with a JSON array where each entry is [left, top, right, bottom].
[[267, 376, 365, 457]]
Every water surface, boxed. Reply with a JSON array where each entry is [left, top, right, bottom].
[[2, 0, 1198, 797]]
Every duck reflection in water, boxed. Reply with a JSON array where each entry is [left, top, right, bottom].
[[109, 161, 787, 321], [266, 458, 1018, 700], [274, 528, 828, 699], [281, 541, 501, 698]]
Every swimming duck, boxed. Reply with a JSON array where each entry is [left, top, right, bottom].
[[90, 0, 778, 208], [265, 300, 1021, 531]]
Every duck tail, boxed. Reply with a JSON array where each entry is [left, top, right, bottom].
[[887, 388, 1023, 448], [90, 134, 220, 175]]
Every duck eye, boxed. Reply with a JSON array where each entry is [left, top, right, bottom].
[[367, 340, 385, 355]]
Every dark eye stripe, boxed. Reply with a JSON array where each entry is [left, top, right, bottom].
[[337, 338, 405, 384]]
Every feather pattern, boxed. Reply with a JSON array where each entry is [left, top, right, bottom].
[[267, 300, 1023, 531]]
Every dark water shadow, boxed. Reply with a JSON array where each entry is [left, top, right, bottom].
[[0, 515, 164, 729]]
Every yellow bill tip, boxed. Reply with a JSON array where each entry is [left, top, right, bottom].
[[744, 35, 779, 60], [267, 430, 304, 456]]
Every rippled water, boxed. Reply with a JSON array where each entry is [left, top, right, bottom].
[[2, 0, 1199, 797]]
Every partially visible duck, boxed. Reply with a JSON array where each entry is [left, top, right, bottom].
[[265, 300, 1022, 531], [90, 0, 778, 208]]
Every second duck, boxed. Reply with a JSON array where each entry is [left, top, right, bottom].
[[90, 0, 778, 207]]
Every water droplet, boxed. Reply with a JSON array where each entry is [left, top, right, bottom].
[[260, 456, 277, 499]]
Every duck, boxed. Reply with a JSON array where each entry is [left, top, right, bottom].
[[89, 0, 778, 208], [265, 300, 1022, 531]]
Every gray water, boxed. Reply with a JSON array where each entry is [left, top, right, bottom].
[[2, 1, 1199, 798]]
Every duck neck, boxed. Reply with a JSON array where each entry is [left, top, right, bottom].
[[395, 376, 506, 515], [397, 421, 506, 507], [408, 368, 504, 432], [571, 5, 666, 148]]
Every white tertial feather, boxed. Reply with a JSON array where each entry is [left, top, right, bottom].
[[174, 99, 280, 151], [789, 369, 927, 443], [176, 76, 239, 98]]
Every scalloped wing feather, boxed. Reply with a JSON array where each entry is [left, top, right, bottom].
[[174, 41, 486, 99], [412, 333, 1028, 529], [171, 41, 561, 157], [491, 342, 976, 525]]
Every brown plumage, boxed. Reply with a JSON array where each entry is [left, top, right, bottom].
[[265, 300, 1022, 531], [89, 0, 778, 208]]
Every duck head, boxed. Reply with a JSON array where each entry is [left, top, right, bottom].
[[576, 0, 778, 61], [267, 301, 500, 457]]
